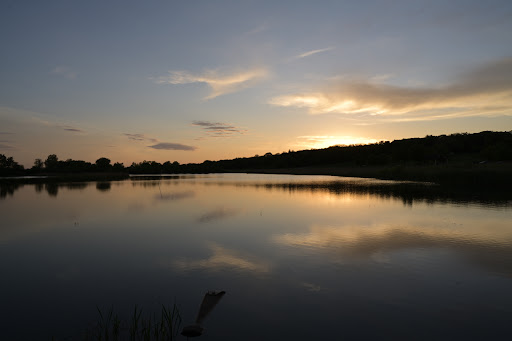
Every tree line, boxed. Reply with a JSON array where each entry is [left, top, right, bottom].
[[0, 154, 125, 176], [1, 131, 511, 176]]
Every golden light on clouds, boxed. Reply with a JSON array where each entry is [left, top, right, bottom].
[[269, 94, 387, 115], [269, 58, 512, 121], [153, 67, 269, 99]]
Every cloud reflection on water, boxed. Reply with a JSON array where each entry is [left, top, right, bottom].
[[172, 243, 270, 274], [273, 224, 512, 276]]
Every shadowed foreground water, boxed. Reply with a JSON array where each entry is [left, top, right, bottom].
[[1, 174, 511, 340]]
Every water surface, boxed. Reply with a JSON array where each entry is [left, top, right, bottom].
[[1, 174, 511, 340]]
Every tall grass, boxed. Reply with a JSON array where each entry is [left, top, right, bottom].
[[53, 304, 182, 341]]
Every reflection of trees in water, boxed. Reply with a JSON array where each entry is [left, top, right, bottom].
[[45, 183, 59, 197], [130, 175, 198, 181], [130, 175, 199, 188], [214, 181, 511, 207], [63, 183, 88, 190], [0, 182, 21, 199], [1, 177, 510, 205], [131, 180, 162, 188], [35, 183, 44, 193], [96, 182, 111, 192], [0, 181, 91, 199], [45, 182, 89, 197]]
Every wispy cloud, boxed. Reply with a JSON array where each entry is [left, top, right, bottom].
[[51, 66, 77, 79], [1, 107, 89, 142], [148, 142, 197, 151], [0, 142, 16, 150], [192, 120, 247, 137], [246, 23, 268, 35], [370, 74, 394, 83], [124, 133, 196, 151], [58, 125, 85, 133], [294, 46, 335, 59], [270, 58, 512, 121], [123, 133, 158, 143], [153, 67, 269, 99], [25, 115, 86, 133]]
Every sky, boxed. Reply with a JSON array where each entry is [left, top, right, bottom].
[[1, 0, 511, 167]]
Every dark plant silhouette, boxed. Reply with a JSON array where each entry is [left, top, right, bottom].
[[96, 157, 112, 171], [182, 291, 226, 338], [0, 153, 24, 175]]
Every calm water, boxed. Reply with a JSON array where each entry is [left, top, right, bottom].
[[1, 174, 511, 340]]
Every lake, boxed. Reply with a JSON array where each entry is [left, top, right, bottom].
[[1, 173, 511, 340]]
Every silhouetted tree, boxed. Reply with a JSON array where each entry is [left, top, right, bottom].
[[33, 158, 44, 171], [95, 157, 112, 171], [1, 131, 510, 178], [60, 159, 93, 172], [0, 154, 24, 175], [129, 160, 163, 174], [112, 162, 125, 172], [44, 154, 59, 171]]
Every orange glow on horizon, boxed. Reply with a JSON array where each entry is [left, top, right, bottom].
[[296, 135, 382, 150]]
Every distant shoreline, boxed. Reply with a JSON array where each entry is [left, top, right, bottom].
[[1, 162, 511, 191], [0, 172, 130, 183], [239, 162, 512, 189], [2, 131, 511, 187]]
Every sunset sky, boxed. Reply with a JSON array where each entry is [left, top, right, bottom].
[[1, 0, 511, 167]]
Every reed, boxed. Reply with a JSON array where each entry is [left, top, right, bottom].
[[53, 304, 182, 341]]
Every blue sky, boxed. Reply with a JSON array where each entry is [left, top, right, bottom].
[[1, 0, 511, 166]]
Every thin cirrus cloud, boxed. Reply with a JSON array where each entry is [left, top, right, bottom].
[[0, 142, 15, 150], [51, 66, 77, 79], [123, 133, 158, 143], [293, 46, 335, 60], [246, 23, 269, 35], [269, 58, 512, 121], [153, 67, 269, 99], [192, 120, 247, 137], [148, 142, 197, 151], [26, 115, 86, 134], [59, 125, 85, 133], [124, 133, 197, 151]]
